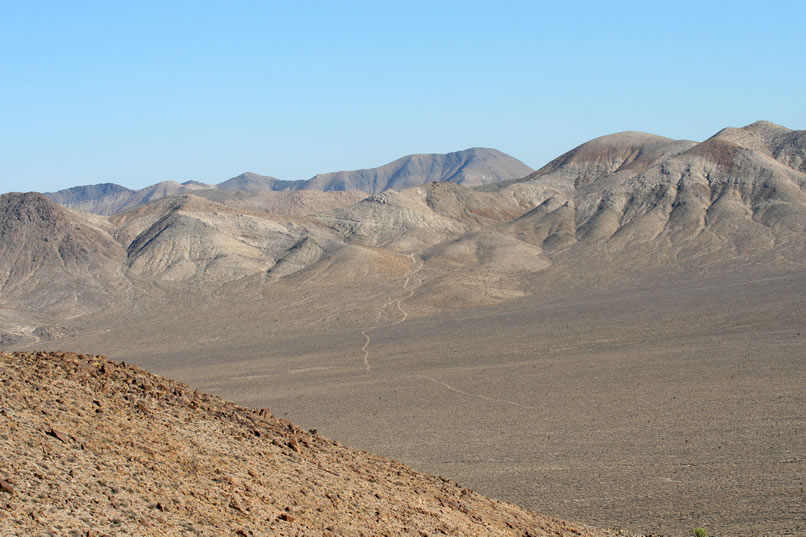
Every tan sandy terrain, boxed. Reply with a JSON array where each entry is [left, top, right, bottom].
[[0, 351, 627, 537], [45, 263, 805, 537]]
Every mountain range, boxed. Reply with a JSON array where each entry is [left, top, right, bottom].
[[44, 147, 534, 215], [2, 120, 805, 536], [6, 120, 801, 321]]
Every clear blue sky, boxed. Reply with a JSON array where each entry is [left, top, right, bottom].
[[2, 1, 804, 193]]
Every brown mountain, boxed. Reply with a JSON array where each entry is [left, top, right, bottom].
[[216, 172, 304, 191], [300, 147, 534, 193], [46, 180, 216, 215], [711, 119, 806, 172], [0, 193, 129, 317], [487, 121, 806, 272]]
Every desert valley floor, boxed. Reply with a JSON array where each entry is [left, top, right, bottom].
[[35, 264, 806, 537]]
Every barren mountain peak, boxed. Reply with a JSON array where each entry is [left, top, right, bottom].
[[712, 120, 790, 143], [504, 130, 687, 190], [302, 148, 534, 194], [1, 191, 72, 229], [583, 130, 670, 143], [0, 194, 127, 320], [551, 131, 673, 164], [703, 120, 806, 173], [233, 171, 273, 180], [46, 182, 133, 198], [217, 172, 302, 192], [746, 118, 789, 130]]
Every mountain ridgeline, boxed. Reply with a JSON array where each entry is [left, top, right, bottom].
[[44, 148, 534, 215], [2, 120, 805, 328]]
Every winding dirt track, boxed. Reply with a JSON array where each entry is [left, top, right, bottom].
[[361, 253, 422, 371], [412, 374, 540, 410], [358, 255, 540, 410]]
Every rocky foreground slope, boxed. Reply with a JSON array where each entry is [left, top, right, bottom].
[[0, 351, 628, 537]]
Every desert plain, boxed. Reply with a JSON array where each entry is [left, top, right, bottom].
[[41, 259, 806, 537]]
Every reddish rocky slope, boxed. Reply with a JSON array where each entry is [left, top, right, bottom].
[[0, 351, 628, 537]]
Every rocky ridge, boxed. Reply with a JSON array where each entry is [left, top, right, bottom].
[[0, 351, 627, 537]]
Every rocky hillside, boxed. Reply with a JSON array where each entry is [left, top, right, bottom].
[[44, 148, 533, 215], [480, 120, 806, 273], [0, 193, 129, 317], [0, 351, 626, 537]]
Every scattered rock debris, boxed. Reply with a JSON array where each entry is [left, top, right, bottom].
[[0, 351, 631, 536]]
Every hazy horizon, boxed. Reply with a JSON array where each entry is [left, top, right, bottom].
[[2, 1, 805, 193]]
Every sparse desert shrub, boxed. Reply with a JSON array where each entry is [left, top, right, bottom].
[[693, 528, 708, 537]]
